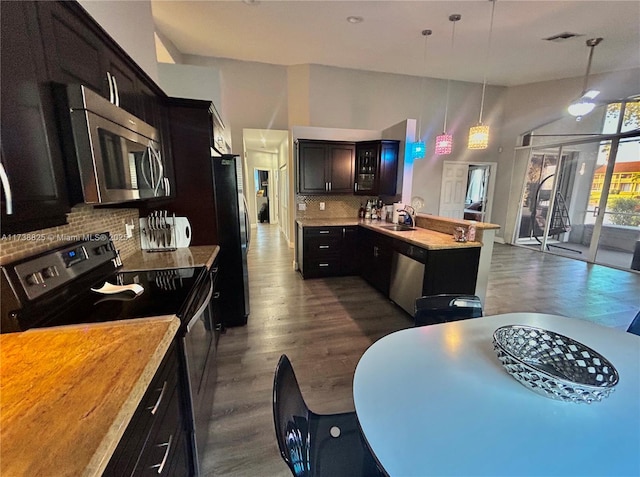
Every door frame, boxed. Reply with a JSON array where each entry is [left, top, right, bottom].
[[439, 161, 497, 222]]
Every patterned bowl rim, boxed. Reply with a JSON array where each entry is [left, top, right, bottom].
[[493, 325, 619, 389]]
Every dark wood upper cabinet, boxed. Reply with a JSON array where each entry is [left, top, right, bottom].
[[37, 1, 148, 119], [36, 1, 107, 95], [1, 1, 70, 234], [297, 140, 355, 194], [1, 0, 176, 232], [355, 140, 400, 197]]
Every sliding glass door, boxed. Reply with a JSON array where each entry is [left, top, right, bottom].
[[513, 100, 640, 271]]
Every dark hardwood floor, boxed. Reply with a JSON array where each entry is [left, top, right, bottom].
[[201, 224, 640, 476]]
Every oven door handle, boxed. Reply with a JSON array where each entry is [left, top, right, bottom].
[[186, 274, 214, 333]]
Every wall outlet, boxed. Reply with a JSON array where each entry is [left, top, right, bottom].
[[125, 223, 135, 238], [319, 202, 325, 211], [298, 203, 306, 211]]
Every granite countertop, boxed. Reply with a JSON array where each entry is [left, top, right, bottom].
[[122, 245, 220, 271], [0, 316, 180, 477], [296, 218, 481, 250], [359, 220, 481, 250]]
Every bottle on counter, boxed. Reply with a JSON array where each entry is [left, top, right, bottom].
[[358, 203, 365, 219], [468, 223, 477, 241], [365, 200, 372, 220]]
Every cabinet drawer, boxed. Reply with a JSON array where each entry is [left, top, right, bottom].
[[136, 386, 182, 476], [304, 236, 341, 256], [303, 227, 342, 238], [304, 258, 341, 277], [103, 344, 179, 476]]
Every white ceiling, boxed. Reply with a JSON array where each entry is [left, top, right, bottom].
[[151, 1, 640, 87]]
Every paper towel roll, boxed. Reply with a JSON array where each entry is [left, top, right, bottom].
[[392, 202, 404, 224]]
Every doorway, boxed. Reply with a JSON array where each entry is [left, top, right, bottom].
[[255, 169, 271, 224], [439, 161, 497, 222], [512, 100, 640, 271]]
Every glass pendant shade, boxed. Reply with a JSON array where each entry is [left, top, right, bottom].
[[468, 124, 490, 150], [435, 134, 453, 155], [411, 141, 426, 159]]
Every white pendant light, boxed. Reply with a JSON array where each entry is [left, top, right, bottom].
[[468, 0, 496, 150], [435, 14, 461, 156], [412, 29, 432, 160], [568, 38, 603, 120]]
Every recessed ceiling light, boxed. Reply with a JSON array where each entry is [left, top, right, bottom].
[[243, 0, 260, 5], [346, 16, 364, 24]]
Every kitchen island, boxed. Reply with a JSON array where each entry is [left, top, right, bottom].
[[296, 215, 499, 304], [0, 316, 179, 476]]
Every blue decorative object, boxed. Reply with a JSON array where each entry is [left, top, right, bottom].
[[411, 141, 426, 159]]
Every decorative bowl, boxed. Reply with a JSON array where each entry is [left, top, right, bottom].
[[493, 325, 619, 403]]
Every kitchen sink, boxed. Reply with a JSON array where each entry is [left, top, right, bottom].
[[379, 224, 416, 232]]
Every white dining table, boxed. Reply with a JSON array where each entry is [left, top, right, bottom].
[[353, 313, 640, 477]]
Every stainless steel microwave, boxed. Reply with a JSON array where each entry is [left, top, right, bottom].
[[65, 85, 170, 204]]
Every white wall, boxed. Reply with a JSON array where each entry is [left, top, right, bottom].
[[157, 63, 222, 110], [78, 0, 159, 83], [185, 55, 290, 158]]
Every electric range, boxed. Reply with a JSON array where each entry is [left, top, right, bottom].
[[1, 232, 219, 476], [1, 233, 206, 332]]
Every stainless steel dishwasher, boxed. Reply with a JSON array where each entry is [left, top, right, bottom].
[[389, 243, 427, 317]]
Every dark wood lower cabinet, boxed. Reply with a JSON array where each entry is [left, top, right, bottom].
[[297, 225, 359, 278], [358, 227, 394, 295], [299, 225, 480, 309], [104, 343, 190, 476]]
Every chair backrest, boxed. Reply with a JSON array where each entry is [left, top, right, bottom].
[[273, 354, 312, 477], [415, 294, 483, 327], [627, 310, 640, 336]]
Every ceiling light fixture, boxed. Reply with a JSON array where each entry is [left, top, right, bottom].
[[468, 0, 496, 151], [346, 16, 364, 24], [568, 37, 603, 120], [435, 14, 461, 156], [412, 29, 432, 160]]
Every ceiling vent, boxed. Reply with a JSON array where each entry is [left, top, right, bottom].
[[544, 32, 582, 42]]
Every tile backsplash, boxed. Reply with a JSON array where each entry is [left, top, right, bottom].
[[0, 204, 140, 265], [296, 195, 377, 220]]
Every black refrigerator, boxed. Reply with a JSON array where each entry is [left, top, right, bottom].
[[212, 153, 250, 327]]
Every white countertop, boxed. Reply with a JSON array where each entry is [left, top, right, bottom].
[[353, 313, 640, 477]]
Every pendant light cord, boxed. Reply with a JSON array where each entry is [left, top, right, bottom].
[[478, 0, 496, 125], [419, 30, 432, 140], [443, 16, 460, 133]]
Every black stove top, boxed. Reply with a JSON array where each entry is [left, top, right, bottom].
[[0, 234, 207, 332], [33, 267, 206, 329]]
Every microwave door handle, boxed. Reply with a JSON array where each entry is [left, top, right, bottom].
[[150, 143, 164, 196], [0, 161, 13, 215], [145, 145, 155, 190]]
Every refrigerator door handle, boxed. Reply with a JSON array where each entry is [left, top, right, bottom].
[[241, 193, 251, 251]]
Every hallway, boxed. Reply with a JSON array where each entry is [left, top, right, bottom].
[[202, 224, 640, 476]]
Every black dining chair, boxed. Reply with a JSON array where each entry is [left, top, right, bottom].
[[626, 310, 640, 336], [414, 294, 483, 327], [272, 354, 386, 477]]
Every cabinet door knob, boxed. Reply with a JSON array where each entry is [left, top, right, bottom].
[[147, 381, 167, 415], [111, 75, 120, 107], [0, 162, 13, 215], [150, 434, 173, 474], [106, 71, 114, 104]]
